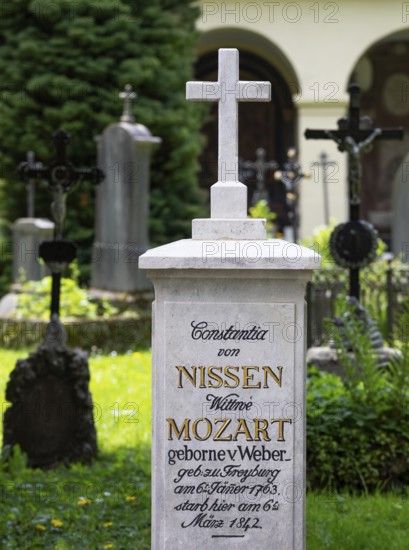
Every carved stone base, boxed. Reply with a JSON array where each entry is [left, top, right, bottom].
[[3, 345, 97, 468], [307, 346, 401, 378]]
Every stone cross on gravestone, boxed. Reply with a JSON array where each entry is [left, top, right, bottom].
[[186, 48, 271, 231], [305, 83, 404, 300]]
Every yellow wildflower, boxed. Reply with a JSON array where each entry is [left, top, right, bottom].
[[51, 519, 63, 528], [104, 521, 113, 527], [103, 545, 113, 549], [35, 524, 46, 531], [132, 352, 141, 358], [77, 498, 92, 506], [125, 495, 136, 502]]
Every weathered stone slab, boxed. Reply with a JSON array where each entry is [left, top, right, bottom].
[[3, 345, 97, 467]]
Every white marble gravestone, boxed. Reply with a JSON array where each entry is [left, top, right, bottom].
[[92, 85, 161, 292], [140, 49, 320, 550]]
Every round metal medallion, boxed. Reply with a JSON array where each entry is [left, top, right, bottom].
[[329, 220, 378, 269]]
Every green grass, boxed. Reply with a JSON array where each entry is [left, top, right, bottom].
[[0, 349, 408, 549], [0, 349, 151, 549], [307, 492, 409, 549]]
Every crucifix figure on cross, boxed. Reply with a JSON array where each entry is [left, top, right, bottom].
[[305, 83, 404, 300], [18, 129, 104, 344], [240, 147, 278, 204], [187, 48, 271, 223]]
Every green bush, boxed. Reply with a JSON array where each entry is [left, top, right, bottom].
[[307, 303, 409, 492], [13, 270, 117, 320], [248, 199, 277, 238]]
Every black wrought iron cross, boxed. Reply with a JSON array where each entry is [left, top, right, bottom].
[[305, 83, 404, 300], [240, 147, 278, 204], [305, 83, 403, 214], [19, 129, 104, 239], [18, 129, 104, 331]]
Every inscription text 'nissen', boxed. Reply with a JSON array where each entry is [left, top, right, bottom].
[[176, 365, 283, 389]]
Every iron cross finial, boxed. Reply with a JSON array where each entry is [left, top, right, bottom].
[[119, 84, 137, 123]]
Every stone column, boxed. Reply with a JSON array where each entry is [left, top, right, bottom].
[[140, 48, 320, 550]]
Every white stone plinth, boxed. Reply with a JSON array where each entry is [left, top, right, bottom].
[[140, 238, 319, 550]]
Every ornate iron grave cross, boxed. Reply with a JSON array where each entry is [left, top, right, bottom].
[[274, 148, 311, 244], [239, 147, 278, 204], [186, 48, 270, 221], [18, 129, 104, 341], [305, 83, 404, 300]]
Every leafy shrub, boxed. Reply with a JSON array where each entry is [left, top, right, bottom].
[[248, 199, 277, 238], [307, 302, 409, 492], [13, 273, 117, 320]]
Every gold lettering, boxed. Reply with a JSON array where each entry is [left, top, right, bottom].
[[263, 365, 283, 388], [213, 418, 233, 441], [192, 418, 212, 441], [270, 418, 292, 441], [167, 418, 191, 441], [223, 366, 240, 388], [208, 367, 223, 388], [242, 366, 260, 389], [176, 366, 196, 388], [233, 418, 253, 441], [253, 418, 271, 441], [198, 365, 206, 388]]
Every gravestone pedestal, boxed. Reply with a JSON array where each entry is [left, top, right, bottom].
[[141, 241, 317, 549]]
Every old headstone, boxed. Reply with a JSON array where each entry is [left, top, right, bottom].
[[140, 48, 319, 549], [12, 218, 54, 283], [11, 151, 55, 284], [92, 85, 161, 293]]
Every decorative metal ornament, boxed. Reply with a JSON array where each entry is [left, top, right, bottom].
[[330, 220, 378, 269]]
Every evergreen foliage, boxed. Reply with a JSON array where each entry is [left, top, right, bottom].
[[0, 0, 206, 285]]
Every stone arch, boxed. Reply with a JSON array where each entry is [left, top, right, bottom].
[[194, 29, 299, 231]]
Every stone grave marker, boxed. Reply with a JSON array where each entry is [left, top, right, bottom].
[[12, 218, 54, 283], [140, 48, 320, 550], [92, 84, 161, 293], [12, 152, 54, 284]]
